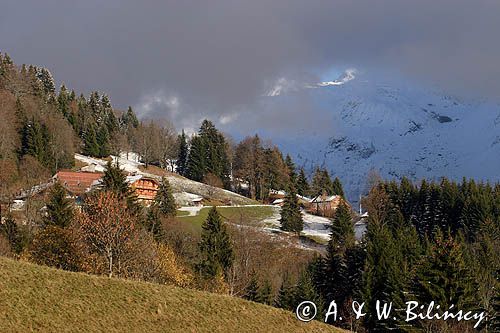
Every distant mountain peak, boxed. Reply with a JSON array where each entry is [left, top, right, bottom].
[[265, 68, 357, 97], [317, 68, 357, 87]]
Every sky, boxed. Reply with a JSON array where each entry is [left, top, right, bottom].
[[2, 0, 500, 135]]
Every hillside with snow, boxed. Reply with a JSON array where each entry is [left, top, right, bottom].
[[263, 70, 500, 203], [74, 153, 256, 206]]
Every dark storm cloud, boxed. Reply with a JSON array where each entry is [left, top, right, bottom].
[[2, 0, 500, 133]]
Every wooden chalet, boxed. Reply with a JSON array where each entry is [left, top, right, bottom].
[[127, 175, 159, 206], [307, 194, 346, 217]]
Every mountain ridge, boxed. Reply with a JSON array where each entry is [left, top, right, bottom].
[[263, 70, 500, 203]]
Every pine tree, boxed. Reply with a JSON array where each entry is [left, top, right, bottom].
[[121, 106, 139, 129], [83, 125, 100, 157], [144, 207, 162, 238], [186, 120, 231, 188], [101, 161, 130, 196], [154, 177, 176, 217], [186, 135, 206, 182], [0, 215, 22, 254], [176, 130, 189, 176], [243, 273, 259, 302], [296, 168, 309, 197], [197, 207, 234, 279], [36, 67, 56, 95], [100, 161, 140, 214], [279, 185, 303, 233], [329, 201, 354, 251], [275, 273, 296, 310], [257, 279, 274, 305], [412, 231, 475, 311], [294, 269, 323, 319], [44, 181, 74, 228], [362, 221, 406, 331], [101, 94, 118, 133], [285, 154, 297, 187], [57, 84, 70, 118], [332, 177, 345, 198], [311, 167, 333, 196], [96, 125, 110, 157]]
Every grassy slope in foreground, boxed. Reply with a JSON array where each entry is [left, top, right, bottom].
[[0, 258, 343, 333]]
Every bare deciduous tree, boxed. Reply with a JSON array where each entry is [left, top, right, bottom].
[[78, 191, 136, 277]]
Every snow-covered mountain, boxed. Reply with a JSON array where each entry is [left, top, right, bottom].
[[263, 70, 500, 204]]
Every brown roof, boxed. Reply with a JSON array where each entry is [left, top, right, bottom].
[[55, 171, 103, 195]]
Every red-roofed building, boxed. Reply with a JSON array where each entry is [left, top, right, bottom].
[[54, 171, 103, 196]]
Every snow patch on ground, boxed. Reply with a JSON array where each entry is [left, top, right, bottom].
[[177, 205, 204, 216]]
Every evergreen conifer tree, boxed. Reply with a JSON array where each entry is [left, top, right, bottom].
[[144, 207, 162, 238], [279, 185, 303, 233], [83, 125, 100, 157], [44, 181, 74, 228], [96, 125, 110, 157], [362, 221, 406, 331], [285, 154, 297, 186], [329, 201, 354, 251], [121, 106, 139, 129], [0, 215, 22, 254], [197, 207, 234, 279], [296, 168, 309, 196], [257, 279, 274, 305], [412, 231, 475, 311], [275, 273, 295, 310], [186, 120, 231, 188], [186, 135, 206, 182], [176, 130, 189, 176], [243, 273, 259, 302], [154, 177, 176, 217], [332, 177, 345, 198], [101, 161, 140, 214], [101, 161, 130, 196]]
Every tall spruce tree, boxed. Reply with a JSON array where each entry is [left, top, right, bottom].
[[275, 273, 296, 310], [0, 215, 23, 254], [154, 177, 176, 217], [83, 125, 100, 157], [101, 160, 139, 214], [296, 168, 310, 197], [279, 185, 303, 234], [323, 202, 355, 317], [257, 279, 274, 305], [332, 177, 345, 198], [311, 167, 333, 196], [243, 273, 260, 302], [186, 120, 231, 188], [44, 181, 74, 228], [294, 269, 324, 320], [176, 130, 189, 176], [197, 206, 234, 279], [412, 231, 475, 311], [101, 161, 130, 196], [362, 220, 406, 331], [186, 135, 206, 182], [285, 154, 297, 187], [329, 201, 354, 251]]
